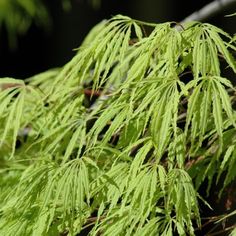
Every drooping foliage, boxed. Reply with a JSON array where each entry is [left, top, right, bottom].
[[0, 15, 236, 235]]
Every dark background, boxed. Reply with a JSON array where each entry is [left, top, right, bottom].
[[0, 0, 236, 79]]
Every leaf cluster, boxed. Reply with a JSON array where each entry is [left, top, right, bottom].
[[0, 15, 236, 235]]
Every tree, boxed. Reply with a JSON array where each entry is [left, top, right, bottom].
[[0, 3, 236, 236]]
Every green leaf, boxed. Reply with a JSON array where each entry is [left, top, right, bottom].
[[200, 80, 211, 140], [212, 82, 223, 138]]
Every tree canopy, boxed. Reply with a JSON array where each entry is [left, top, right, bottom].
[[0, 15, 236, 235]]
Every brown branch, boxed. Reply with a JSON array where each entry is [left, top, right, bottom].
[[206, 224, 236, 236], [84, 89, 102, 97], [0, 83, 23, 90]]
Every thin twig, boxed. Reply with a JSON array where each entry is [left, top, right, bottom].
[[194, 214, 228, 232], [181, 0, 236, 23], [206, 224, 236, 236]]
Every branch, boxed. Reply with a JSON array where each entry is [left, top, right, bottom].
[[180, 0, 236, 23]]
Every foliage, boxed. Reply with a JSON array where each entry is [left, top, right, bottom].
[[0, 0, 100, 48], [0, 15, 236, 235], [0, 0, 51, 48]]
